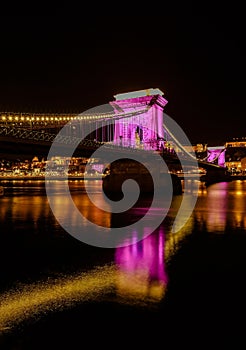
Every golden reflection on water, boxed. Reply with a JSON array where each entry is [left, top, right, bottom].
[[1, 180, 246, 332], [0, 265, 116, 332], [0, 195, 50, 225], [195, 181, 246, 232], [0, 240, 166, 332], [0, 217, 195, 332], [72, 194, 112, 228]]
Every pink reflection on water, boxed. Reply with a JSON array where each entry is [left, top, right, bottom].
[[115, 228, 168, 300], [196, 182, 228, 232], [196, 181, 246, 232]]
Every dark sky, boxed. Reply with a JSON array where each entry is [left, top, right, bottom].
[[0, 12, 245, 145]]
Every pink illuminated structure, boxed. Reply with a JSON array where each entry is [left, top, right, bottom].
[[207, 146, 226, 167], [110, 88, 168, 150]]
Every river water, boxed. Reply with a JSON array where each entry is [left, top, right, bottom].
[[0, 179, 246, 348]]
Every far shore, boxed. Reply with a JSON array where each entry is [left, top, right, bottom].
[[0, 175, 104, 182]]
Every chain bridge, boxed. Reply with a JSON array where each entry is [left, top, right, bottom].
[[0, 88, 229, 185]]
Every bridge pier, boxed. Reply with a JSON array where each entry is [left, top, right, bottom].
[[102, 158, 183, 199], [200, 167, 231, 186]]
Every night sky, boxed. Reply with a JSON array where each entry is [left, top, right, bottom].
[[0, 13, 245, 145]]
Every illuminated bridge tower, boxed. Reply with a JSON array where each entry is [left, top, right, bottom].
[[110, 88, 168, 149], [207, 146, 226, 168]]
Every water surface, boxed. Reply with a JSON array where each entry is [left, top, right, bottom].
[[1, 179, 246, 347]]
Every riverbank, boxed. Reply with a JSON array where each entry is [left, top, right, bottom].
[[0, 175, 104, 182]]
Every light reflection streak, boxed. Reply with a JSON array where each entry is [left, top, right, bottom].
[[0, 215, 194, 332], [115, 228, 168, 300], [0, 222, 192, 333], [195, 181, 246, 232], [3, 181, 245, 332], [0, 265, 116, 332]]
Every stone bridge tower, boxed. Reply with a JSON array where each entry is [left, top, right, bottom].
[[110, 88, 168, 149]]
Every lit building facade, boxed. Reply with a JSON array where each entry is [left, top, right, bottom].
[[225, 139, 246, 173]]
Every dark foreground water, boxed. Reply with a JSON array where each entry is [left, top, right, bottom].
[[1, 179, 246, 348]]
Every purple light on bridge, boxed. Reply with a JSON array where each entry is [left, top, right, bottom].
[[110, 89, 168, 150], [207, 146, 226, 167]]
